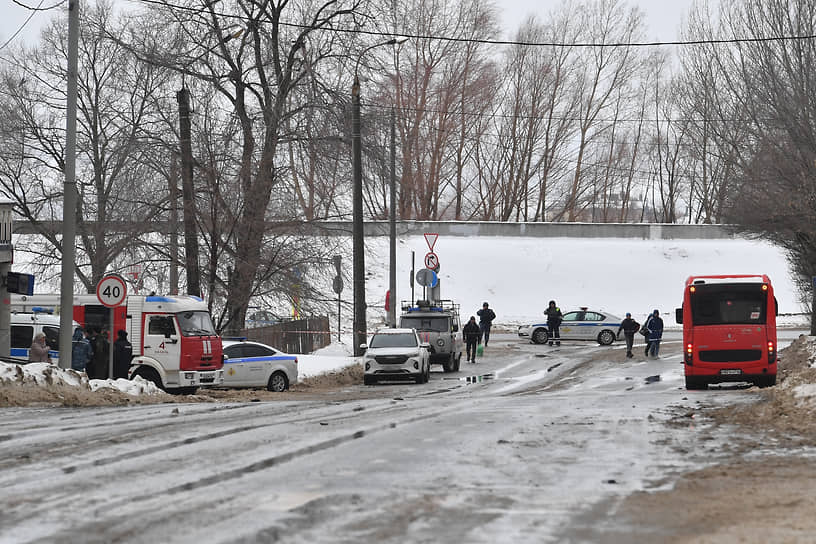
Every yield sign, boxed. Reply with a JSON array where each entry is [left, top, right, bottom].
[[424, 233, 439, 251]]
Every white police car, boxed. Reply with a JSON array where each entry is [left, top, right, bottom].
[[221, 339, 298, 392], [519, 308, 622, 346]]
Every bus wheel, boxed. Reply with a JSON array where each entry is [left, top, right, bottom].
[[755, 375, 776, 388], [685, 376, 708, 390]]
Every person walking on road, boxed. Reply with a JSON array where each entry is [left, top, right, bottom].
[[477, 302, 496, 347], [646, 309, 664, 358], [463, 316, 481, 364], [29, 332, 51, 363], [71, 327, 92, 372], [617, 313, 640, 358], [544, 300, 563, 347]]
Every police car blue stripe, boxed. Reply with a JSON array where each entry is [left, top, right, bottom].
[[224, 356, 297, 364]]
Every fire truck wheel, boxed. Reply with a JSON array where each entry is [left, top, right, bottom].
[[267, 371, 289, 392], [135, 367, 163, 391], [168, 387, 198, 395]]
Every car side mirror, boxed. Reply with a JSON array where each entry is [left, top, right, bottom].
[[675, 307, 683, 324], [359, 343, 368, 352], [452, 324, 458, 332], [420, 342, 431, 349]]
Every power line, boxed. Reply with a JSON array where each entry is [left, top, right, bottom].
[[130, 0, 816, 49], [11, 0, 64, 11], [1, 0, 62, 51]]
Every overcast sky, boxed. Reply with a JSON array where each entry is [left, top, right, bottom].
[[2, 0, 707, 51]]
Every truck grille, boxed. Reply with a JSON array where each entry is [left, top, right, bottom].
[[375, 355, 408, 364]]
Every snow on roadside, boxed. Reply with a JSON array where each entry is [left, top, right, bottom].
[[0, 362, 164, 396], [297, 340, 358, 378]]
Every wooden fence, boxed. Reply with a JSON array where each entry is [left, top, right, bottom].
[[240, 316, 330, 354]]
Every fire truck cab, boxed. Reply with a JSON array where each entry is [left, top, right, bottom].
[[12, 293, 224, 394]]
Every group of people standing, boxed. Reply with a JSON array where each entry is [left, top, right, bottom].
[[462, 302, 496, 363], [459, 300, 665, 363], [28, 326, 133, 380], [617, 310, 664, 358]]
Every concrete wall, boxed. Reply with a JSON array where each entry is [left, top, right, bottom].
[[310, 221, 736, 239]]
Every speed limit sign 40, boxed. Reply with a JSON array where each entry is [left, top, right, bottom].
[[96, 274, 128, 308]]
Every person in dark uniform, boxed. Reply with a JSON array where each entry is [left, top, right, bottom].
[[462, 316, 481, 363], [617, 312, 640, 358], [544, 300, 563, 347], [476, 302, 496, 347], [113, 330, 133, 379]]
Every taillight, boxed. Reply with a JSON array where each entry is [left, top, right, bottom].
[[294, 357, 298, 365], [684, 343, 693, 365], [768, 341, 776, 364]]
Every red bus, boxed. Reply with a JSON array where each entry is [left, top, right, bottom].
[[676, 274, 778, 390]]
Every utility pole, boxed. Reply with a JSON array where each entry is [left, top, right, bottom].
[[58, 0, 80, 369], [351, 74, 366, 355], [169, 155, 180, 294], [176, 87, 201, 296], [389, 107, 397, 328]]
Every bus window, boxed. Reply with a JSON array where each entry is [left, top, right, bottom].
[[690, 285, 767, 325]]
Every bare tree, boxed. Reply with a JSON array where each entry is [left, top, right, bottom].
[[562, 0, 644, 222], [0, 2, 170, 292]]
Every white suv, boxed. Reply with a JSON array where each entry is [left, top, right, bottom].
[[362, 328, 430, 385]]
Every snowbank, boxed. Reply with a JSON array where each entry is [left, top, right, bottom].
[[0, 362, 165, 396]]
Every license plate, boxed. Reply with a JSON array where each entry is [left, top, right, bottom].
[[720, 369, 742, 375]]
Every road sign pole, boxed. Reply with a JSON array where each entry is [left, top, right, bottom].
[[108, 309, 114, 380]]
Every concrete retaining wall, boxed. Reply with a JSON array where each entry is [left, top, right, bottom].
[[310, 221, 736, 239]]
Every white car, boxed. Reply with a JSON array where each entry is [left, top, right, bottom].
[[519, 308, 622, 346], [221, 339, 298, 392], [362, 328, 431, 385]]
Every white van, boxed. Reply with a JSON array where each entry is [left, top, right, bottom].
[[10, 312, 66, 364]]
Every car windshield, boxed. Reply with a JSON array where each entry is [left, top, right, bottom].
[[690, 284, 767, 325], [176, 311, 217, 336], [400, 316, 449, 332], [370, 333, 418, 348]]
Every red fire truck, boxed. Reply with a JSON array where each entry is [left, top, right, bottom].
[[12, 294, 223, 394]]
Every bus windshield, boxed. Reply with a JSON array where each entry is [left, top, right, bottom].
[[690, 283, 767, 326], [176, 311, 217, 336]]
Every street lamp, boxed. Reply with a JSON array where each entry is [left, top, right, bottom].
[[352, 38, 403, 355]]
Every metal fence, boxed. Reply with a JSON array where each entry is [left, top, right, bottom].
[[241, 316, 330, 354]]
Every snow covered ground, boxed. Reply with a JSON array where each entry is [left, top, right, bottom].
[[1, 235, 808, 396]]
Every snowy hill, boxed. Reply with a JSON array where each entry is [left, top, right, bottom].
[[361, 235, 804, 329]]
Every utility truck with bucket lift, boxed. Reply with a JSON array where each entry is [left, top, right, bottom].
[[11, 293, 223, 394]]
